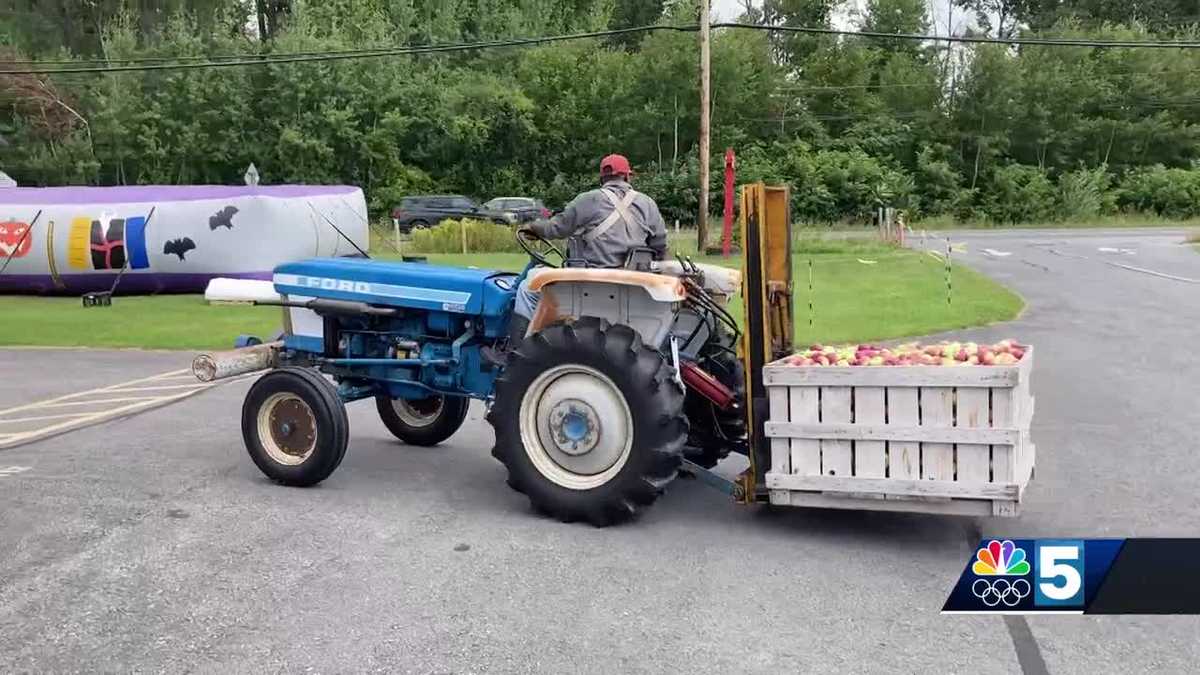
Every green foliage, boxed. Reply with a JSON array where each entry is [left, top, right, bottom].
[[914, 147, 970, 217], [1117, 165, 1200, 218], [5, 2, 1200, 228], [981, 164, 1057, 223], [1057, 167, 1114, 220], [408, 218, 522, 253]]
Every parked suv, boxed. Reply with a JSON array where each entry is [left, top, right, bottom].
[[483, 197, 551, 224], [391, 195, 516, 232]]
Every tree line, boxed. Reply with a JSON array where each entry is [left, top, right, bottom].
[[5, 0, 1200, 225]]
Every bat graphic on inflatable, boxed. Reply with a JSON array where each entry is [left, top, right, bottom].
[[209, 205, 238, 231], [163, 237, 197, 261]]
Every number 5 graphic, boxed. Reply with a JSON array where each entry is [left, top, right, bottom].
[[1035, 540, 1085, 607]]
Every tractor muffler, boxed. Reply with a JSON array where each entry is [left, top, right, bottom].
[[192, 341, 283, 382], [680, 361, 735, 410]]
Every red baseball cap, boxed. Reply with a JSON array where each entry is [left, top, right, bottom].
[[600, 154, 632, 178]]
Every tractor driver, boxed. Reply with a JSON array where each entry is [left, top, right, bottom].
[[498, 154, 669, 359]]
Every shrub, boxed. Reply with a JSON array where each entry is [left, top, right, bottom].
[[914, 147, 970, 217], [981, 164, 1056, 223], [407, 218, 522, 253], [1056, 167, 1114, 220], [1117, 165, 1200, 218]]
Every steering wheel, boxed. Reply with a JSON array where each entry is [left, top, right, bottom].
[[516, 228, 565, 268]]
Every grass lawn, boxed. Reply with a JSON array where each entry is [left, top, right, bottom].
[[0, 295, 284, 351], [0, 242, 1022, 351]]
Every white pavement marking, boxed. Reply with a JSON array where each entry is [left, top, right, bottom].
[[106, 383, 223, 392], [1104, 261, 1200, 284], [0, 411, 94, 425], [982, 248, 1012, 258], [0, 367, 247, 450], [1049, 248, 1200, 283], [0, 465, 32, 477], [37, 396, 167, 408], [0, 369, 190, 418]]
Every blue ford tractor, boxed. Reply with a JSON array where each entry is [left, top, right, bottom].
[[204, 225, 755, 527]]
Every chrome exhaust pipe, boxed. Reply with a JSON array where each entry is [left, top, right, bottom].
[[192, 341, 283, 383]]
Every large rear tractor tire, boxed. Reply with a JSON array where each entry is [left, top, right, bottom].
[[242, 367, 349, 487], [488, 318, 688, 526], [376, 394, 469, 446]]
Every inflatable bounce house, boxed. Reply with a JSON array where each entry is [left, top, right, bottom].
[[0, 184, 369, 295]]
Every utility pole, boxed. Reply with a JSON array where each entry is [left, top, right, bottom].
[[697, 0, 711, 251]]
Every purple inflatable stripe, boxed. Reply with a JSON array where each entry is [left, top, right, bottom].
[[0, 184, 361, 205], [0, 272, 272, 295]]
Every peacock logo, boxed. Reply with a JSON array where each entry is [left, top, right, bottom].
[[973, 539, 1031, 576]]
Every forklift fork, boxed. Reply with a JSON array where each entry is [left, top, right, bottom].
[[736, 183, 794, 503]]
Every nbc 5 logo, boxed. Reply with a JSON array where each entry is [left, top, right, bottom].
[[1034, 540, 1085, 607]]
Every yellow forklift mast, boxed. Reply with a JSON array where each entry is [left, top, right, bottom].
[[737, 183, 794, 502]]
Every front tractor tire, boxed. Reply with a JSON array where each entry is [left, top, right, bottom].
[[488, 318, 688, 527], [376, 394, 469, 446], [241, 367, 349, 487]]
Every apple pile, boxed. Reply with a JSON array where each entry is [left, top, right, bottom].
[[782, 339, 1027, 367]]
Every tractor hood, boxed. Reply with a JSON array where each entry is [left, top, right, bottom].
[[273, 257, 518, 316]]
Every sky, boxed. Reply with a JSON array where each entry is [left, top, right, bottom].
[[710, 0, 975, 36]]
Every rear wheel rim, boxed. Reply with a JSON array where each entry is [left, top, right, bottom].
[[257, 392, 317, 466], [519, 364, 632, 490], [392, 397, 445, 428]]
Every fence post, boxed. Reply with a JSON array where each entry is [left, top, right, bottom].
[[392, 218, 402, 252], [946, 239, 953, 306], [461, 220, 468, 255], [808, 258, 814, 329]]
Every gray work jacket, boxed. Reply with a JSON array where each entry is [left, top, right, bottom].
[[529, 180, 668, 268]]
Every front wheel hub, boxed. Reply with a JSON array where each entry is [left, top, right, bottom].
[[258, 392, 317, 465]]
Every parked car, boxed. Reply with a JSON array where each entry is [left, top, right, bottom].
[[483, 197, 552, 224], [391, 195, 516, 232]]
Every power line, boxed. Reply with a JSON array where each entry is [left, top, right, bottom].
[[0, 25, 698, 74], [1, 34, 572, 66], [767, 66, 1200, 96], [735, 22, 1200, 48], [9, 22, 1200, 76]]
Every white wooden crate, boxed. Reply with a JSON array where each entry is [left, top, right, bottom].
[[763, 347, 1035, 517]]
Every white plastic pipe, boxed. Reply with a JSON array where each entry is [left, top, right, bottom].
[[204, 278, 281, 304]]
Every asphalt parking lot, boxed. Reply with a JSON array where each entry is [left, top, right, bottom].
[[1, 228, 1197, 673]]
